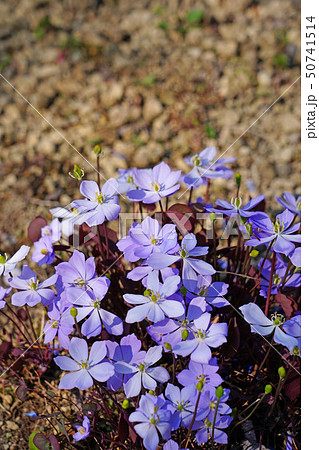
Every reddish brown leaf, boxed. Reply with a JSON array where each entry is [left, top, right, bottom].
[[27, 216, 47, 243]]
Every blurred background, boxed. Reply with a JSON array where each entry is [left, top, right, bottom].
[[0, 0, 300, 251]]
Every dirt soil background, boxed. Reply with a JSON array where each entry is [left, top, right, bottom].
[[0, 0, 300, 447]]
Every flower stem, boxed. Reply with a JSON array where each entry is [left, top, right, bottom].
[[184, 390, 201, 448], [211, 396, 221, 445], [265, 252, 276, 317]]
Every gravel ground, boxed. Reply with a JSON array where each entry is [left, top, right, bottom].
[[0, 0, 300, 446]]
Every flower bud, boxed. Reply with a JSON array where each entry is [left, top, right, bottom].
[[148, 390, 155, 396], [180, 286, 187, 296], [215, 386, 224, 399], [278, 366, 286, 379], [122, 399, 129, 409], [235, 172, 241, 189], [0, 255, 6, 264], [181, 329, 189, 341], [69, 164, 84, 180], [70, 307, 78, 318], [196, 381, 204, 391], [250, 249, 259, 258], [265, 384, 273, 394], [94, 144, 102, 156], [209, 212, 216, 222], [164, 342, 172, 351]]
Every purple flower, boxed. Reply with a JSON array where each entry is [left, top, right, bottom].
[[259, 255, 301, 298], [71, 179, 121, 226], [147, 233, 215, 291], [54, 338, 114, 389], [195, 414, 232, 445], [282, 314, 301, 355], [105, 334, 142, 391], [198, 388, 231, 422], [173, 313, 228, 364], [115, 346, 169, 398], [0, 245, 30, 276], [117, 217, 178, 262], [73, 416, 90, 441], [127, 162, 181, 204], [275, 192, 301, 217], [124, 272, 184, 323], [32, 236, 55, 266], [129, 394, 171, 450], [177, 358, 223, 392], [41, 218, 61, 243], [183, 146, 234, 188], [43, 302, 74, 349], [239, 303, 299, 352], [246, 210, 301, 257], [165, 383, 197, 429], [56, 250, 108, 298], [117, 168, 137, 194], [50, 206, 90, 237], [290, 247, 301, 267], [186, 275, 229, 308], [147, 296, 207, 349], [0, 286, 11, 309], [208, 195, 265, 218], [10, 265, 57, 307], [66, 279, 123, 337]]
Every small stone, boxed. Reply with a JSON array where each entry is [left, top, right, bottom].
[[100, 82, 124, 107], [143, 97, 163, 122], [6, 421, 19, 431]]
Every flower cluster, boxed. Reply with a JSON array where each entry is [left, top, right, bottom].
[[0, 154, 301, 449]]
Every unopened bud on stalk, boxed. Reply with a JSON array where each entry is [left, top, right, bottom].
[[215, 385, 224, 399], [69, 164, 84, 180], [196, 381, 204, 391], [70, 307, 78, 318], [250, 250, 259, 258], [209, 212, 216, 222], [94, 144, 102, 156], [122, 399, 129, 409], [148, 390, 155, 395], [265, 384, 273, 394], [164, 342, 172, 350], [235, 173, 241, 189], [278, 366, 286, 379]]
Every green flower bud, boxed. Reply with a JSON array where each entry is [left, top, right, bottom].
[[94, 144, 102, 156], [196, 381, 204, 391], [180, 286, 187, 296], [265, 384, 273, 394], [209, 212, 216, 222], [148, 390, 155, 396], [69, 164, 84, 180], [122, 399, 129, 409], [250, 249, 259, 258], [0, 255, 6, 264], [164, 342, 172, 350], [215, 385, 224, 399], [106, 273, 111, 279], [70, 307, 78, 318], [278, 366, 286, 379], [181, 329, 189, 341], [235, 173, 241, 189]]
